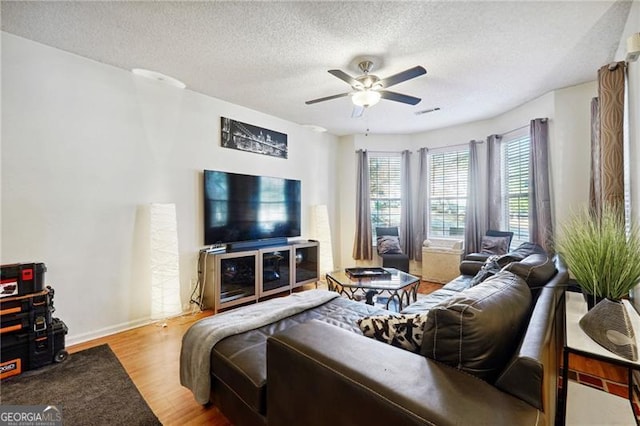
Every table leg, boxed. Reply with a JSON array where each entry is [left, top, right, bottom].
[[365, 290, 377, 305], [559, 347, 569, 426], [386, 290, 402, 311], [326, 274, 337, 292], [628, 368, 639, 426], [395, 282, 419, 312]]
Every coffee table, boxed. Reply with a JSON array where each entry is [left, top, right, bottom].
[[325, 268, 420, 311]]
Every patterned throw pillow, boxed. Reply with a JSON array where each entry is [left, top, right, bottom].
[[376, 235, 403, 255], [357, 313, 428, 353]]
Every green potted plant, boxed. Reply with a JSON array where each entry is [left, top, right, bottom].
[[556, 205, 640, 360]]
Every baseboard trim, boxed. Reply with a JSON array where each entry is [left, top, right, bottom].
[[66, 311, 186, 346]]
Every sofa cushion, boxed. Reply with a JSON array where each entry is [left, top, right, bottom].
[[442, 275, 474, 292], [400, 288, 460, 314], [357, 313, 428, 353], [420, 271, 532, 383], [502, 253, 557, 289], [509, 242, 547, 259], [377, 235, 403, 254]]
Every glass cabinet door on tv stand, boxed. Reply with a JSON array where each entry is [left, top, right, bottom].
[[213, 251, 259, 313], [259, 246, 292, 297], [293, 241, 319, 288]]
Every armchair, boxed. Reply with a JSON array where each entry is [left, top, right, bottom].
[[465, 229, 514, 261], [375, 227, 410, 272]]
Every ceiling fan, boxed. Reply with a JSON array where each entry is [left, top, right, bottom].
[[305, 60, 427, 117]]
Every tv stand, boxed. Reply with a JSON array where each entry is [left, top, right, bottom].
[[226, 237, 288, 252], [201, 240, 319, 313]]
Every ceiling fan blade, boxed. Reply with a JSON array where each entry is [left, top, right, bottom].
[[379, 66, 427, 89], [351, 105, 365, 118], [305, 92, 350, 105], [328, 69, 360, 87], [379, 90, 422, 105]]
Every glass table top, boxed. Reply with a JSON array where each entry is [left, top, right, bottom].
[[326, 268, 419, 291]]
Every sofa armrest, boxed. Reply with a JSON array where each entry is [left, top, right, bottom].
[[459, 259, 484, 276], [266, 320, 543, 426], [464, 252, 490, 262]]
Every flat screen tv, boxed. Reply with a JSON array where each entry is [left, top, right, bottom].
[[203, 170, 301, 246]]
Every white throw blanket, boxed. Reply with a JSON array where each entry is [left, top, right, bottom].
[[180, 289, 339, 404]]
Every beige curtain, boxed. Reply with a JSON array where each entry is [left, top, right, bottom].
[[590, 62, 626, 217], [353, 149, 373, 260]]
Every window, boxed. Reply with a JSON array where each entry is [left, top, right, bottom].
[[428, 148, 469, 237], [502, 132, 531, 246], [369, 154, 401, 242]]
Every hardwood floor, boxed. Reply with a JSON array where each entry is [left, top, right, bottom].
[[67, 281, 624, 425]]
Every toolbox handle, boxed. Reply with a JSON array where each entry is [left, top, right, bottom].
[[33, 316, 47, 332]]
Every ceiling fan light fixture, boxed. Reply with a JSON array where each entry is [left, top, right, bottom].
[[352, 90, 381, 107]]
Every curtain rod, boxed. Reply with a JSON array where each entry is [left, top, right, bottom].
[[421, 140, 484, 152], [354, 150, 408, 154], [356, 141, 485, 154], [500, 124, 529, 137], [500, 118, 548, 137]]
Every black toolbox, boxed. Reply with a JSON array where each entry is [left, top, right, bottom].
[[0, 263, 46, 298], [0, 290, 53, 335], [0, 317, 68, 380], [0, 286, 68, 380]]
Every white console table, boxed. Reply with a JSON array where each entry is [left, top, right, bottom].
[[561, 291, 640, 425]]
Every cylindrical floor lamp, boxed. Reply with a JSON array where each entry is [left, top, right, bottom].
[[310, 204, 335, 282], [150, 203, 182, 325]]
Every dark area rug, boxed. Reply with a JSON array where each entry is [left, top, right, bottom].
[[0, 344, 160, 425]]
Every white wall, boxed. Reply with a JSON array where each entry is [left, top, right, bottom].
[[1, 33, 339, 344], [551, 81, 598, 228]]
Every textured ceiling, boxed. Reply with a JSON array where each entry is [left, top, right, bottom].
[[1, 1, 633, 136]]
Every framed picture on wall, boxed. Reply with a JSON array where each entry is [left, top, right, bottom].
[[221, 117, 288, 159]]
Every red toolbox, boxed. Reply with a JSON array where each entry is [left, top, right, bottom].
[[0, 317, 68, 380], [0, 263, 46, 298], [0, 290, 53, 335]]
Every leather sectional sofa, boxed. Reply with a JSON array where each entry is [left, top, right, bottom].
[[187, 243, 568, 426]]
